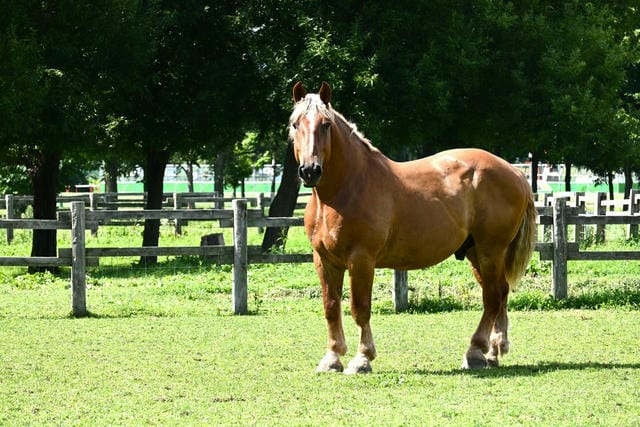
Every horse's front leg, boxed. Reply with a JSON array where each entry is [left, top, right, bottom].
[[344, 257, 377, 374], [315, 252, 348, 373]]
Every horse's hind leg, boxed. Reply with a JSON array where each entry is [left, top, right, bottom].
[[487, 292, 511, 367], [462, 249, 510, 369]]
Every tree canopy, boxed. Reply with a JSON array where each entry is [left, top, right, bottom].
[[1, 0, 639, 255]]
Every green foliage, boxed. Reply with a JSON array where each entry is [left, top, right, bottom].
[[2, 1, 640, 192], [408, 295, 466, 313], [0, 270, 62, 291], [510, 288, 640, 311], [0, 165, 31, 194], [220, 132, 272, 190]]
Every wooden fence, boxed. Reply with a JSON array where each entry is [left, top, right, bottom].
[[2, 192, 640, 317], [2, 192, 309, 243], [536, 195, 640, 300], [0, 200, 310, 316]]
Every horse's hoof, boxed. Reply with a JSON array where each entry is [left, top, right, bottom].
[[344, 354, 372, 374], [462, 355, 488, 370], [316, 352, 344, 373], [316, 362, 343, 373], [487, 357, 500, 368]]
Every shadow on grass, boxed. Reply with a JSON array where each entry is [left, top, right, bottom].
[[417, 361, 640, 378], [65, 308, 259, 319], [87, 257, 231, 279]]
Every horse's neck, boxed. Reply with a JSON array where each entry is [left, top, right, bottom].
[[315, 123, 389, 203]]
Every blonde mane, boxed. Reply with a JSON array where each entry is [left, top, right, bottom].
[[289, 94, 380, 154]]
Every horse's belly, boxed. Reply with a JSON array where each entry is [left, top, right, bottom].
[[375, 235, 464, 270], [376, 251, 451, 270]]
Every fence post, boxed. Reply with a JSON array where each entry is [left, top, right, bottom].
[[543, 193, 553, 241], [552, 197, 568, 299], [173, 192, 183, 235], [233, 199, 248, 314], [627, 189, 639, 239], [5, 194, 14, 244], [595, 192, 606, 243], [393, 270, 408, 312], [257, 193, 265, 234], [573, 192, 585, 243], [88, 193, 99, 236], [71, 201, 88, 317]]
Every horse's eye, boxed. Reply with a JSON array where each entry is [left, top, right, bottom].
[[321, 122, 331, 130], [292, 122, 298, 130]]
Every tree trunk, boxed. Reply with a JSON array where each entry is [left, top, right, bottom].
[[140, 149, 169, 266], [270, 158, 277, 196], [29, 150, 61, 273], [186, 162, 194, 193], [185, 162, 195, 208], [608, 171, 615, 204], [103, 160, 119, 210], [530, 152, 539, 194], [564, 160, 572, 192], [104, 160, 119, 193], [214, 152, 225, 209], [261, 144, 301, 252], [624, 163, 633, 199]]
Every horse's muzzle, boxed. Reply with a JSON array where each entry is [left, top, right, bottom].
[[299, 163, 322, 187]]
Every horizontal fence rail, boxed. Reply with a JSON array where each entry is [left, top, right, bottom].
[[3, 192, 309, 243], [3, 191, 640, 315]]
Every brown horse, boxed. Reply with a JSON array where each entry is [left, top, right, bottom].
[[289, 82, 536, 373]]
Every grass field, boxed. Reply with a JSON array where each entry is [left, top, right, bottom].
[[1, 222, 640, 425]]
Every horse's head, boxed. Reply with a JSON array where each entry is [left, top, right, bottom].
[[289, 81, 334, 187]]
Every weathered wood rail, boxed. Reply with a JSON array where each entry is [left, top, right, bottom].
[[536, 195, 640, 299], [0, 200, 310, 316], [2, 192, 640, 316], [3, 192, 310, 243]]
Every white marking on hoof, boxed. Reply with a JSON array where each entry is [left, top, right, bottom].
[[316, 351, 343, 373], [344, 353, 372, 374], [490, 332, 511, 355], [462, 356, 488, 370], [462, 348, 488, 370]]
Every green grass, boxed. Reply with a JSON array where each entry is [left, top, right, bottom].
[[2, 223, 640, 425], [1, 308, 639, 425]]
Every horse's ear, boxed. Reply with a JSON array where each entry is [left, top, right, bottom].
[[319, 81, 331, 105], [293, 81, 306, 103]]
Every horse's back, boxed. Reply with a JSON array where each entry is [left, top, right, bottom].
[[399, 148, 529, 203], [378, 148, 531, 269], [414, 147, 531, 226]]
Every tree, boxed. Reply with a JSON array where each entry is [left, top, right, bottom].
[[106, 1, 258, 264], [261, 143, 301, 252], [0, 1, 143, 268], [319, 1, 638, 194]]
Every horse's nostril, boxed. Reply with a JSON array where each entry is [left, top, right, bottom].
[[299, 163, 322, 186]]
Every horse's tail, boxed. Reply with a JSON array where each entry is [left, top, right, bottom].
[[504, 194, 537, 289]]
